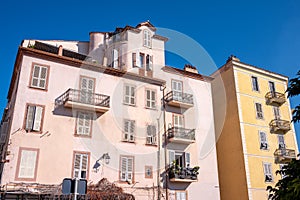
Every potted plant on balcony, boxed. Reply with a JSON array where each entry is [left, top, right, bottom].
[[191, 166, 200, 180], [168, 161, 182, 179]]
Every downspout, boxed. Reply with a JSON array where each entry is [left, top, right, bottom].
[[161, 84, 168, 200]]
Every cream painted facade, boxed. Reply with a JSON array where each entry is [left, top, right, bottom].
[[212, 56, 299, 200], [0, 22, 220, 200]]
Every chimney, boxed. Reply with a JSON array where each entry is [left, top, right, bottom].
[[184, 64, 198, 74], [58, 45, 63, 56], [226, 55, 240, 63]]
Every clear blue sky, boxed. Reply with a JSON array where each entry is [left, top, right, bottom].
[[0, 0, 299, 146]]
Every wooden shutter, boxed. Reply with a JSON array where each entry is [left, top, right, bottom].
[[151, 90, 155, 108], [81, 154, 88, 178], [18, 150, 37, 178], [39, 67, 48, 88], [113, 49, 119, 69], [149, 55, 153, 70], [25, 106, 35, 131], [146, 90, 151, 108], [185, 152, 190, 167], [129, 120, 135, 142], [0, 122, 8, 142], [127, 157, 133, 181], [130, 86, 135, 105], [255, 103, 263, 118], [120, 157, 127, 181], [77, 112, 91, 135], [169, 150, 175, 165], [132, 53, 136, 67], [74, 153, 88, 179], [31, 65, 40, 87], [33, 106, 43, 131]]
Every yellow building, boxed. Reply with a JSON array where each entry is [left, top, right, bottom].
[[211, 56, 299, 200]]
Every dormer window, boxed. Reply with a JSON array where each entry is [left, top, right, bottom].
[[143, 30, 151, 47]]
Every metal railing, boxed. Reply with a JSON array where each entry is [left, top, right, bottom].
[[56, 89, 110, 108], [167, 127, 195, 141], [164, 91, 193, 105], [265, 91, 286, 104], [274, 148, 296, 158], [269, 119, 291, 133]]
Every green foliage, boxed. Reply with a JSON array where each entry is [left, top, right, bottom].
[[286, 70, 300, 123], [267, 159, 300, 200]]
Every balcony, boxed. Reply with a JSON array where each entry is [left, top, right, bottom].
[[265, 92, 286, 106], [274, 148, 296, 164], [169, 165, 199, 183], [269, 119, 291, 134], [56, 89, 110, 113], [164, 91, 193, 109], [167, 127, 196, 144]]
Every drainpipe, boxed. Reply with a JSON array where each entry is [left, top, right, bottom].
[[157, 117, 161, 200], [160, 84, 168, 200]]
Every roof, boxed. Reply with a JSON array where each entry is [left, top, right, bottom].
[[211, 56, 289, 82], [162, 66, 214, 82]]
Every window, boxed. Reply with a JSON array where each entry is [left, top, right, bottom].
[[176, 191, 187, 200], [132, 53, 136, 67], [139, 53, 145, 68], [24, 104, 44, 132], [80, 76, 95, 104], [259, 131, 268, 150], [251, 76, 259, 91], [169, 150, 190, 168], [143, 30, 151, 47], [255, 103, 264, 119], [120, 156, 134, 182], [173, 114, 184, 128], [124, 85, 136, 105], [146, 55, 153, 71], [263, 162, 273, 182], [73, 152, 89, 179], [273, 106, 281, 120], [278, 135, 285, 149], [146, 125, 157, 145], [112, 49, 119, 69], [269, 81, 276, 93], [76, 112, 92, 136], [145, 166, 153, 178], [279, 164, 287, 179], [123, 119, 135, 142], [172, 80, 183, 101], [30, 64, 49, 90], [146, 89, 156, 109], [16, 148, 39, 180]]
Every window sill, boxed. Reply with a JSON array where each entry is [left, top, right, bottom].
[[145, 143, 158, 147], [123, 103, 136, 107], [24, 130, 42, 134], [122, 140, 136, 144], [74, 134, 92, 138], [145, 106, 157, 111], [28, 86, 48, 92]]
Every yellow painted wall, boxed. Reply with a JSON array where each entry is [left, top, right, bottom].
[[212, 67, 249, 200]]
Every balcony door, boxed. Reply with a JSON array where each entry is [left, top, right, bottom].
[[172, 80, 183, 101], [273, 106, 281, 120], [173, 114, 184, 128], [269, 81, 276, 96], [278, 135, 286, 149], [80, 77, 95, 104]]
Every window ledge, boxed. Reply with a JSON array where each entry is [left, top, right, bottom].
[[28, 86, 48, 92]]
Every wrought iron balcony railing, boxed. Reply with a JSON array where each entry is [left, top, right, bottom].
[[269, 119, 291, 134], [164, 91, 193, 108], [168, 165, 199, 182], [167, 127, 195, 144], [265, 92, 286, 106], [56, 89, 110, 113], [274, 148, 296, 164]]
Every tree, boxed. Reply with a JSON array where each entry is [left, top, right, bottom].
[[267, 70, 300, 200]]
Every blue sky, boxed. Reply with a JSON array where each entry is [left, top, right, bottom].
[[0, 0, 299, 145]]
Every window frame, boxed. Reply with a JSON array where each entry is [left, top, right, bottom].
[[143, 29, 151, 48], [29, 62, 50, 91], [146, 124, 157, 145], [278, 135, 286, 149], [123, 84, 136, 106], [75, 111, 93, 137], [145, 165, 153, 179], [23, 103, 45, 133], [251, 76, 259, 92], [175, 190, 188, 200], [72, 151, 90, 180], [123, 119, 135, 143], [119, 155, 134, 182], [173, 114, 185, 128], [258, 131, 268, 150], [263, 162, 273, 183], [145, 89, 156, 109], [15, 147, 39, 181], [255, 102, 264, 119]]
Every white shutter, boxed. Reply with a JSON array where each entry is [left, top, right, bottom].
[[129, 121, 135, 142], [81, 154, 88, 178], [121, 157, 127, 181], [74, 153, 88, 179], [113, 49, 119, 69], [176, 192, 186, 200], [127, 157, 133, 181], [39, 67, 47, 88], [174, 115, 184, 128], [149, 55, 153, 70], [136, 52, 141, 68], [18, 150, 37, 178], [185, 152, 190, 167], [33, 106, 43, 131], [74, 154, 81, 178], [169, 150, 175, 165], [132, 53, 136, 67], [31, 65, 40, 87], [25, 106, 35, 130]]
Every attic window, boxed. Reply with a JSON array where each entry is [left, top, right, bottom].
[[143, 30, 151, 48]]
